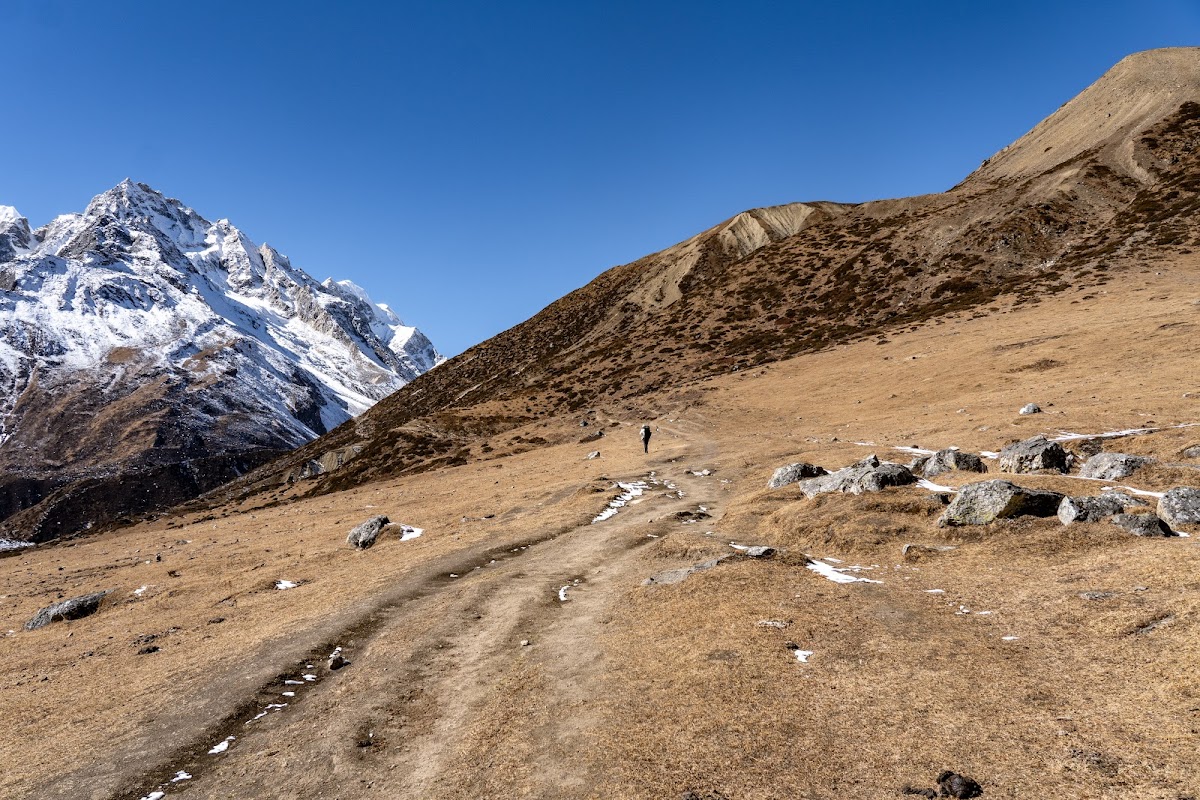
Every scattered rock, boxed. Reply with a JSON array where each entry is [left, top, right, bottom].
[[1078, 591, 1116, 601], [901, 543, 957, 561], [794, 455, 917, 498], [900, 788, 937, 799], [585, 451, 601, 460], [731, 545, 775, 558], [1158, 487, 1200, 529], [1058, 493, 1145, 525], [938, 480, 1064, 526], [756, 619, 791, 629], [1019, 402, 1041, 415], [578, 430, 604, 444], [520, 639, 531, 647], [328, 654, 348, 670], [24, 591, 110, 631], [675, 509, 712, 523], [937, 770, 983, 799], [347, 515, 390, 549], [680, 791, 729, 800], [137, 645, 160, 655], [1078, 452, 1153, 480], [643, 556, 730, 586], [1181, 444, 1200, 459], [998, 435, 1071, 474], [768, 462, 828, 489], [920, 449, 987, 478], [1110, 512, 1175, 537], [208, 617, 225, 624]]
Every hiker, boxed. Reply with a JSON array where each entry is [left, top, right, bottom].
[[641, 424, 652, 454]]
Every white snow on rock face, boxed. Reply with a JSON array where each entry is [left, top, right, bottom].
[[0, 180, 443, 448]]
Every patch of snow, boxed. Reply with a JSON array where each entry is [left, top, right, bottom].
[[558, 585, 570, 602], [284, 679, 304, 685], [916, 478, 957, 493], [0, 539, 32, 552], [275, 579, 298, 590], [806, 559, 882, 584], [172, 771, 192, 782], [399, 525, 423, 541], [1002, 635, 1020, 641], [302, 673, 316, 681], [980, 451, 999, 460], [1100, 485, 1165, 499], [592, 480, 648, 523], [282, 691, 295, 697], [139, 792, 165, 800], [793, 649, 815, 663], [894, 445, 936, 456], [208, 735, 235, 754], [924, 589, 945, 594], [132, 585, 149, 596]]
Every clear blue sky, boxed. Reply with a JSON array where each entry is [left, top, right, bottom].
[[4, 1, 1198, 356]]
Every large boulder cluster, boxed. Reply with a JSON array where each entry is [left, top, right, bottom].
[[767, 433, 1198, 536]]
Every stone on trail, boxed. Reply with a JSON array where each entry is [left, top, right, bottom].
[[937, 770, 983, 799], [1019, 403, 1042, 415], [998, 435, 1071, 474], [25, 591, 110, 631], [938, 480, 1064, 526], [1058, 493, 1146, 525], [793, 455, 916, 498], [919, 448, 987, 478], [1110, 512, 1175, 537], [767, 462, 828, 489], [1078, 452, 1153, 480], [1157, 487, 1200, 530], [347, 515, 390, 549]]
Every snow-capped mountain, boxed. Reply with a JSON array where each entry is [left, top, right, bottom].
[[0, 180, 442, 540]]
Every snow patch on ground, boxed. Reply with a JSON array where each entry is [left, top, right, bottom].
[[917, 478, 957, 493], [806, 558, 883, 584], [0, 539, 32, 551], [275, 579, 298, 590], [208, 736, 235, 754], [399, 525, 423, 541], [592, 480, 648, 523]]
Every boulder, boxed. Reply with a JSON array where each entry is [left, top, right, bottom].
[[793, 455, 916, 498], [25, 590, 109, 630], [1158, 487, 1200, 529], [767, 462, 828, 489], [998, 435, 1071, 474], [347, 515, 390, 549], [1182, 444, 1200, 459], [921, 448, 987, 478], [1110, 513, 1175, 537], [1058, 492, 1146, 525], [938, 480, 1064, 526], [1019, 403, 1042, 415], [1078, 452, 1153, 481]]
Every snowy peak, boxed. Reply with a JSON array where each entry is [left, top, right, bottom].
[[0, 206, 32, 262]]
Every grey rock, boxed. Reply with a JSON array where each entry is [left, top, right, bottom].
[[1078, 452, 1153, 481], [1058, 492, 1146, 525], [938, 480, 1064, 526], [1181, 444, 1200, 459], [998, 435, 1071, 474], [921, 448, 987, 478], [585, 451, 600, 460], [328, 653, 347, 670], [937, 770, 983, 799], [793, 455, 916, 498], [347, 514, 390, 549], [1157, 487, 1200, 529], [25, 590, 109, 631], [767, 462, 828, 489], [735, 545, 775, 558], [643, 556, 730, 586], [1110, 513, 1174, 537], [1019, 403, 1042, 415], [1078, 591, 1116, 601]]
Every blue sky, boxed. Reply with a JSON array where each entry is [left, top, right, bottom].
[[4, 1, 1198, 356]]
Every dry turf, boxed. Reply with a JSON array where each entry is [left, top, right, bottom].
[[3, 260, 1200, 799]]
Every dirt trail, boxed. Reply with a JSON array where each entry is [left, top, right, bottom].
[[115, 422, 724, 800]]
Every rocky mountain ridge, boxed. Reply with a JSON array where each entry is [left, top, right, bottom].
[[0, 180, 442, 541]]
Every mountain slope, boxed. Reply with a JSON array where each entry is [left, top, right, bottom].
[[0, 181, 442, 541], [219, 48, 1200, 501]]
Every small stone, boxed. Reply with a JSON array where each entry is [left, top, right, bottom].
[[24, 591, 110, 631], [585, 451, 600, 460], [936, 770, 983, 799], [137, 645, 160, 655], [1078, 591, 1115, 601], [328, 654, 347, 670], [1019, 403, 1042, 415], [520, 639, 531, 647]]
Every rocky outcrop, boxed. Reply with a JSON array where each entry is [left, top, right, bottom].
[[793, 455, 916, 498], [998, 436, 1072, 474], [767, 462, 828, 489], [1058, 492, 1146, 524], [347, 515, 390, 549], [938, 480, 1064, 526], [25, 591, 109, 630], [1078, 452, 1153, 480], [913, 449, 988, 478], [1110, 512, 1175, 537], [1158, 487, 1200, 529]]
